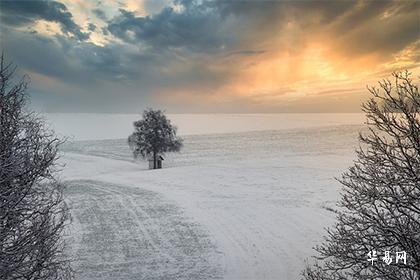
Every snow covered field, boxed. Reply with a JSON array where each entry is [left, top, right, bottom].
[[56, 114, 365, 280]]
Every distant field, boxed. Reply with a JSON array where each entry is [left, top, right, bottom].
[[61, 125, 363, 279], [62, 124, 363, 166], [48, 113, 365, 140]]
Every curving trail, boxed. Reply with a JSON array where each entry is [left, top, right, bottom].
[[65, 180, 223, 280]]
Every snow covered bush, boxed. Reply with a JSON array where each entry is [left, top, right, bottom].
[[303, 72, 420, 280], [0, 55, 72, 279]]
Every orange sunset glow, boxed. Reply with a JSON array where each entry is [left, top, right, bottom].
[[1, 0, 419, 112]]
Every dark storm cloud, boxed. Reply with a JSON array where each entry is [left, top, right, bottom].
[[92, 8, 107, 21], [2, 30, 95, 85], [209, 0, 356, 26], [1, 23, 228, 94], [2, 28, 150, 86], [87, 23, 96, 31], [330, 0, 391, 33], [0, 27, 172, 112], [331, 1, 420, 58], [101, 27, 109, 35], [107, 3, 232, 53], [3, 31, 89, 82], [0, 0, 89, 40]]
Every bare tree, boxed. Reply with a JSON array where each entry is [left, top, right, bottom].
[[303, 72, 419, 280], [0, 55, 72, 279], [128, 109, 183, 169]]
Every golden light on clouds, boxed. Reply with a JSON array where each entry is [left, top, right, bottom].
[[1, 0, 419, 112], [26, 20, 64, 37], [157, 33, 419, 112]]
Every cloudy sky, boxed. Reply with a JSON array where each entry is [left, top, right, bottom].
[[0, 0, 419, 113]]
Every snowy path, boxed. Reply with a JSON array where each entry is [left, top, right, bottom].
[[65, 180, 222, 280], [61, 126, 361, 279]]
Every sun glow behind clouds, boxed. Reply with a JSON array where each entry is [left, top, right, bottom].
[[1, 0, 419, 113], [156, 36, 419, 112]]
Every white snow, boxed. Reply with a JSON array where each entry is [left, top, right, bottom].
[[59, 115, 364, 280]]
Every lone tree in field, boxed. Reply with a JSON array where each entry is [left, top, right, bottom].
[[128, 109, 183, 169], [0, 55, 72, 279], [303, 71, 419, 280]]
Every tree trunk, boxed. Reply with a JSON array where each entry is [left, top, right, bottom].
[[153, 151, 157, 169]]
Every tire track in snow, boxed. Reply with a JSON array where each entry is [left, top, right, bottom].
[[64, 179, 223, 280]]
